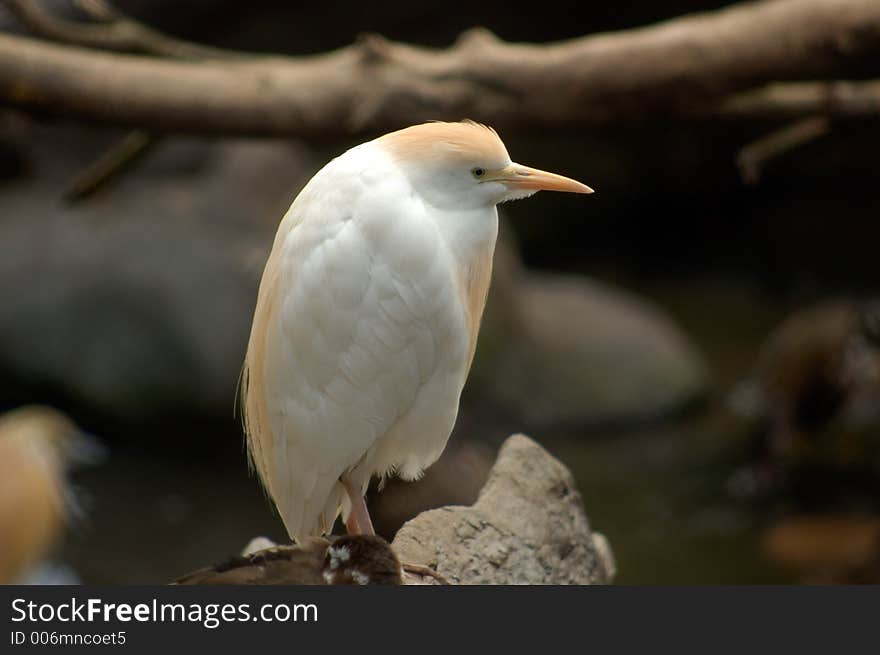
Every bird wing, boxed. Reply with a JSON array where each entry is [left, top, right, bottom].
[[243, 161, 460, 541]]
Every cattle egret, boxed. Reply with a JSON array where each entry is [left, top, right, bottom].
[[242, 121, 592, 543]]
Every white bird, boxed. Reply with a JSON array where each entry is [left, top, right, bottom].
[[242, 121, 592, 543]]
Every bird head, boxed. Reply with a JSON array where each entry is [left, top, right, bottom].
[[0, 406, 100, 470], [0, 406, 101, 583], [378, 120, 593, 210], [322, 534, 403, 585]]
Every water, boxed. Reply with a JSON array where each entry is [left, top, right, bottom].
[[545, 425, 792, 584], [60, 417, 794, 584], [56, 276, 811, 584]]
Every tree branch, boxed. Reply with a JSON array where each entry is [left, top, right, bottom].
[[0, 0, 879, 137], [0, 0, 236, 59], [716, 80, 880, 121], [63, 128, 157, 202], [736, 116, 831, 185]]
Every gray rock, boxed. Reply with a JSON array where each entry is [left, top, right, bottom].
[[392, 434, 615, 584], [0, 116, 317, 418], [470, 239, 709, 429]]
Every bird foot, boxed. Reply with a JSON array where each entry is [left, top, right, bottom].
[[401, 562, 449, 585]]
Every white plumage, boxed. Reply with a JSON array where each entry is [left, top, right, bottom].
[[242, 121, 591, 542]]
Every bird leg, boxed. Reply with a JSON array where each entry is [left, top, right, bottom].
[[339, 476, 446, 583], [340, 475, 374, 536], [339, 475, 449, 584]]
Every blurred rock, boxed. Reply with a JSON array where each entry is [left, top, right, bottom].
[[393, 434, 615, 584], [472, 238, 709, 429], [0, 116, 317, 420]]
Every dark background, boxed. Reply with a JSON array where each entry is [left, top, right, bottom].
[[1, 0, 878, 584]]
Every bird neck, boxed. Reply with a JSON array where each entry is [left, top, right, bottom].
[[431, 205, 499, 271]]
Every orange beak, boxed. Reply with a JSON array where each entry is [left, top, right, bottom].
[[492, 163, 594, 194]]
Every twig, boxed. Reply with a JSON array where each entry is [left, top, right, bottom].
[[73, 0, 120, 23], [716, 81, 880, 122], [63, 129, 157, 202], [737, 117, 831, 185], [1, 0, 229, 200]]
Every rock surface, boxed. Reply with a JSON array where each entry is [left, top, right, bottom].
[[392, 434, 615, 584]]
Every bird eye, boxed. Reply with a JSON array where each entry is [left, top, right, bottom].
[[471, 167, 485, 179]]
